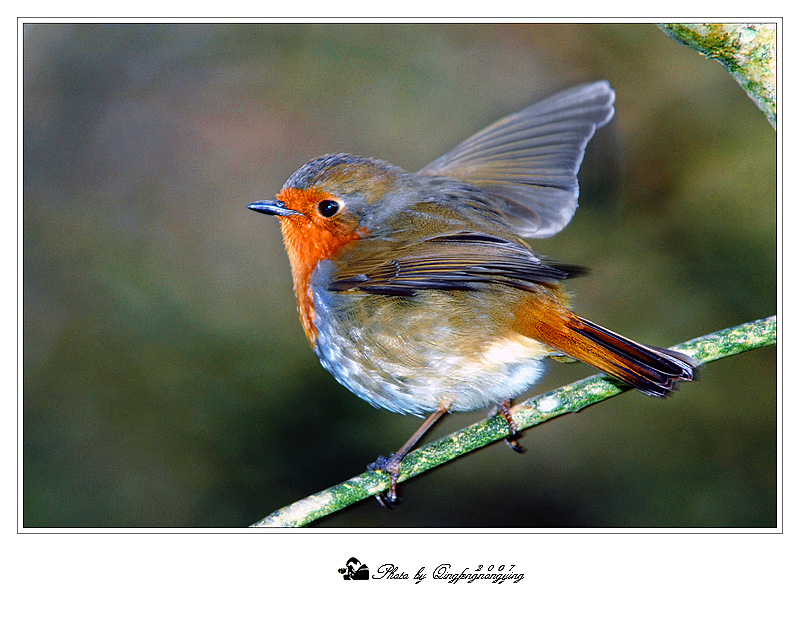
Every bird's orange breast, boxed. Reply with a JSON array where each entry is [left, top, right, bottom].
[[275, 187, 367, 344]]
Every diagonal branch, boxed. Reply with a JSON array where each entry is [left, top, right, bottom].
[[251, 315, 777, 527], [659, 23, 777, 127]]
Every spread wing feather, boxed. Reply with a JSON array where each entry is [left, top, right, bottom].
[[417, 81, 615, 238]]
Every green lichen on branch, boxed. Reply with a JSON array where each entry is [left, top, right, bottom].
[[251, 315, 776, 527], [659, 23, 777, 127]]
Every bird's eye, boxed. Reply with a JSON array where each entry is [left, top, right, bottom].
[[317, 199, 340, 218]]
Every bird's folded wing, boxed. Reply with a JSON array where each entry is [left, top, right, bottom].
[[328, 232, 585, 296], [417, 80, 615, 239]]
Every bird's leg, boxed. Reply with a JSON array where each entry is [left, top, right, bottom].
[[369, 402, 451, 506], [493, 399, 525, 453]]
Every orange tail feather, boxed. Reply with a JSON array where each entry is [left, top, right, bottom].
[[515, 296, 696, 396]]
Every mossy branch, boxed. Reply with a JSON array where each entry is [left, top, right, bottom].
[[659, 23, 777, 127], [251, 315, 776, 527]]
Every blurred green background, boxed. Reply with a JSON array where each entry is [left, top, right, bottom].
[[23, 23, 776, 527]]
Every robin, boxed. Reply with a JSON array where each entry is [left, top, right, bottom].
[[248, 81, 696, 503]]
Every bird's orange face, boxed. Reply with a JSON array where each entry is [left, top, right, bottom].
[[274, 185, 369, 343], [251, 155, 407, 345]]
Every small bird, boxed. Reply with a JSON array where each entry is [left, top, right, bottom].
[[248, 81, 695, 503]]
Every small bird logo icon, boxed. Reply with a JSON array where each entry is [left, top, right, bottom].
[[249, 81, 695, 503]]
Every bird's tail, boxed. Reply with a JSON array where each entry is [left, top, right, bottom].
[[515, 297, 696, 396]]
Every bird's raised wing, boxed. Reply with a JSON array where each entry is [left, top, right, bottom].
[[328, 232, 585, 296], [417, 81, 615, 239]]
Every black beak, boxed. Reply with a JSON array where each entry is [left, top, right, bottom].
[[247, 200, 301, 217]]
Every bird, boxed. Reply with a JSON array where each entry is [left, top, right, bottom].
[[248, 80, 696, 503]]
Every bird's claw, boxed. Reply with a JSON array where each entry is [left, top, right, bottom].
[[368, 454, 402, 506], [493, 399, 526, 453]]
